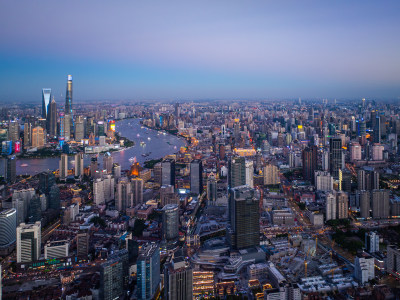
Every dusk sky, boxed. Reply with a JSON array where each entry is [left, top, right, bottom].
[[1, 0, 399, 102]]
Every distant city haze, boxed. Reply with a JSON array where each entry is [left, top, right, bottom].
[[1, 0, 399, 101]]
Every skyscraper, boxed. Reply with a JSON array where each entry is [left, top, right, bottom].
[[365, 231, 379, 253], [302, 145, 317, 183], [65, 75, 73, 116], [64, 114, 71, 141], [116, 178, 133, 211], [162, 204, 179, 243], [164, 257, 193, 300], [387, 245, 400, 279], [162, 158, 176, 187], [245, 160, 254, 188], [48, 97, 57, 137], [131, 177, 144, 206], [100, 250, 129, 300], [336, 191, 349, 219], [59, 153, 68, 181], [137, 243, 161, 300], [77, 230, 89, 258], [8, 120, 20, 142], [228, 185, 260, 249], [103, 152, 113, 174], [4, 155, 16, 183], [329, 137, 342, 179], [228, 156, 246, 188], [371, 189, 390, 219], [325, 192, 336, 221], [0, 208, 17, 256], [190, 159, 203, 195], [263, 164, 280, 185], [16, 221, 41, 263], [207, 173, 217, 205], [42, 88, 51, 120], [23, 122, 32, 148], [49, 184, 60, 211], [359, 190, 371, 219], [74, 118, 84, 142], [31, 126, 45, 148], [74, 152, 84, 177]]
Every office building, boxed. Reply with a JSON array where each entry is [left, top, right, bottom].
[[162, 158, 176, 187], [31, 126, 45, 148], [137, 243, 161, 300], [387, 245, 400, 279], [322, 149, 329, 171], [371, 189, 390, 219], [12, 188, 35, 225], [77, 230, 89, 257], [93, 178, 105, 206], [315, 171, 333, 191], [372, 143, 384, 161], [325, 192, 336, 221], [48, 184, 60, 211], [59, 153, 68, 180], [48, 97, 57, 137], [44, 240, 69, 259], [302, 145, 317, 183], [228, 185, 260, 249], [74, 118, 84, 142], [74, 152, 84, 177], [28, 195, 41, 223], [229, 156, 246, 188], [131, 177, 144, 206], [112, 163, 121, 180], [329, 137, 342, 179], [336, 191, 348, 219], [357, 169, 379, 191], [190, 159, 203, 195], [162, 204, 179, 243], [164, 257, 193, 300], [0, 209, 17, 255], [207, 173, 217, 205], [16, 221, 41, 263], [39, 171, 55, 194], [64, 113, 71, 141], [263, 164, 280, 185], [116, 178, 133, 211], [354, 254, 375, 284], [100, 250, 129, 300], [365, 231, 379, 253], [42, 88, 51, 120]]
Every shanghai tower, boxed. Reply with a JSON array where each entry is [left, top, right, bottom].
[[65, 75, 73, 115]]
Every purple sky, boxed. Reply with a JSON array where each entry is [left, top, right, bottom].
[[1, 0, 399, 102]]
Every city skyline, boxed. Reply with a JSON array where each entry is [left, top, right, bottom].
[[1, 0, 400, 102]]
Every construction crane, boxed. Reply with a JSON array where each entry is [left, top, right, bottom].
[[328, 265, 345, 277], [304, 247, 312, 278]]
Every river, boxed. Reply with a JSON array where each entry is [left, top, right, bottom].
[[4, 119, 186, 176]]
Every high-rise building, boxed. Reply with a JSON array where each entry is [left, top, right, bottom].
[[357, 169, 379, 191], [325, 192, 336, 221], [229, 156, 246, 188], [372, 143, 384, 161], [302, 145, 317, 183], [74, 118, 84, 142], [77, 230, 89, 258], [103, 152, 113, 174], [359, 190, 371, 219], [23, 122, 32, 148], [16, 221, 41, 263], [48, 97, 57, 137], [245, 160, 254, 188], [162, 159, 176, 187], [39, 171, 55, 195], [336, 191, 348, 219], [116, 178, 133, 211], [112, 163, 121, 180], [137, 243, 161, 300], [154, 162, 162, 185], [329, 137, 342, 179], [59, 153, 68, 181], [0, 208, 17, 256], [74, 153, 84, 177], [354, 254, 375, 284], [371, 189, 390, 219], [350, 142, 362, 162], [65, 75, 73, 117], [387, 245, 400, 279], [164, 257, 193, 300], [48, 184, 60, 211], [31, 126, 45, 148], [8, 120, 20, 142], [373, 114, 381, 144], [365, 231, 379, 253], [322, 149, 329, 171], [12, 188, 35, 225], [131, 177, 144, 206], [93, 178, 105, 206], [263, 164, 280, 186], [162, 204, 179, 243], [42, 88, 51, 120], [228, 185, 260, 250], [100, 250, 129, 300], [28, 195, 41, 223], [64, 114, 71, 141], [207, 173, 217, 205], [315, 171, 333, 191], [4, 155, 16, 183], [190, 159, 203, 195]]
